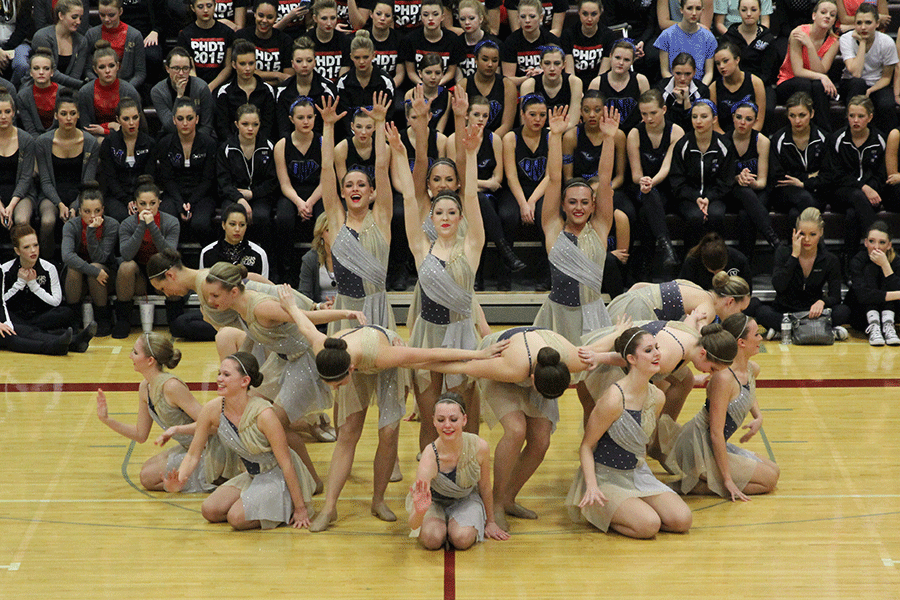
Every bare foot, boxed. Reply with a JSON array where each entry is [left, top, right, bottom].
[[310, 507, 337, 532], [390, 459, 403, 483], [314, 478, 325, 495], [371, 501, 397, 522], [505, 503, 537, 520], [493, 506, 509, 532]]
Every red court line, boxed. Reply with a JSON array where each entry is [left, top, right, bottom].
[[3, 378, 900, 394], [444, 546, 455, 600]]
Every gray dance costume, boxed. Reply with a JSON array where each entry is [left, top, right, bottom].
[[217, 397, 316, 529], [241, 290, 332, 422], [408, 241, 479, 391], [565, 383, 670, 532], [533, 226, 611, 344], [333, 325, 407, 429], [147, 373, 239, 493], [660, 368, 763, 496], [606, 279, 701, 322], [405, 432, 486, 541]]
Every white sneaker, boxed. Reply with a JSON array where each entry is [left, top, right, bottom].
[[883, 323, 900, 346], [867, 323, 885, 346], [832, 326, 849, 341], [765, 327, 778, 341]]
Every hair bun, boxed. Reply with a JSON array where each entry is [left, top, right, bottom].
[[324, 337, 348, 351], [700, 322, 724, 336], [536, 346, 560, 366]]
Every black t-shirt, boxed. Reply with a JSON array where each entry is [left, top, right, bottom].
[[214, 0, 250, 22], [178, 22, 236, 84], [369, 27, 402, 79], [359, 0, 422, 30], [458, 33, 501, 79], [274, 0, 308, 35], [399, 28, 466, 73], [503, 0, 568, 29], [500, 28, 560, 76], [235, 27, 294, 73], [308, 28, 350, 82], [600, 0, 658, 42], [560, 25, 616, 86]]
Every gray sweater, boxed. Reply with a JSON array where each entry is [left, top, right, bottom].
[[76, 78, 142, 131], [1, 129, 36, 203], [84, 25, 147, 89], [16, 84, 63, 136], [31, 26, 90, 90], [60, 215, 120, 277], [34, 130, 100, 206], [150, 76, 215, 138], [118, 212, 180, 262]]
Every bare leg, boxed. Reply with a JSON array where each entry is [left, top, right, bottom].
[[139, 451, 171, 491], [87, 263, 112, 306], [116, 261, 140, 302], [609, 497, 662, 539], [461, 384, 480, 435], [418, 516, 448, 550], [214, 327, 246, 360], [447, 518, 478, 550], [415, 372, 441, 451], [226, 498, 262, 530], [576, 381, 595, 430], [743, 458, 780, 495], [310, 409, 367, 532], [64, 270, 84, 305], [491, 411, 527, 531], [371, 423, 399, 521], [201, 484, 242, 524], [641, 492, 692, 533], [504, 416, 552, 519], [37, 199, 58, 259]]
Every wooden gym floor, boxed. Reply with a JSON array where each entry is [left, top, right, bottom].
[[1, 328, 899, 599]]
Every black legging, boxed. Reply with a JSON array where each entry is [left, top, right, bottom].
[[275, 193, 323, 282], [756, 300, 851, 331], [636, 186, 675, 241], [729, 186, 777, 255], [679, 198, 727, 251], [0, 320, 70, 355], [479, 191, 519, 244], [770, 185, 822, 223], [776, 77, 834, 133]]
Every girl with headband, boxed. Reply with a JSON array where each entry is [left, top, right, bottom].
[[589, 40, 649, 134], [457, 0, 499, 80], [661, 313, 779, 500], [275, 285, 505, 532], [566, 326, 693, 539], [97, 332, 239, 492], [164, 352, 318, 530], [727, 99, 781, 256], [668, 98, 735, 250], [274, 37, 337, 139], [408, 392, 511, 549]]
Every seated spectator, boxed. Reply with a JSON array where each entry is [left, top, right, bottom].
[[0, 0, 34, 86], [710, 41, 767, 133], [404, 52, 451, 133], [655, 0, 717, 86], [307, 0, 349, 83], [658, 0, 715, 29], [366, 0, 405, 89], [234, 0, 294, 84], [0, 92, 36, 239], [35, 90, 99, 258], [335, 30, 394, 122], [500, 0, 561, 88], [658, 52, 709, 131], [155, 98, 219, 244], [177, 0, 235, 91], [401, 0, 463, 86], [97, 97, 155, 222], [561, 0, 615, 88], [275, 36, 337, 139], [846, 220, 900, 345], [31, 0, 90, 90], [459, 39, 515, 137], [214, 38, 276, 142], [775, 0, 840, 133], [209, 0, 248, 30], [457, 0, 499, 80], [757, 207, 850, 340], [84, 0, 146, 89], [836, 0, 889, 31], [118, 0, 165, 76], [838, 3, 898, 134], [77, 40, 142, 140], [114, 175, 180, 339], [601, 0, 658, 80], [150, 47, 215, 139], [17, 48, 61, 137], [334, 107, 382, 184], [60, 183, 119, 336], [769, 91, 826, 221], [298, 212, 338, 316], [522, 45, 582, 130], [714, 0, 772, 35], [721, 0, 778, 88], [589, 40, 648, 133], [505, 0, 567, 37]]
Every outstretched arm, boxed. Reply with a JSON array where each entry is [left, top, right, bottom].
[[362, 92, 393, 236], [164, 399, 217, 491], [591, 106, 619, 240], [276, 284, 328, 350], [318, 95, 348, 243], [258, 406, 310, 527], [542, 105, 569, 244], [389, 120, 430, 266], [96, 386, 153, 443]]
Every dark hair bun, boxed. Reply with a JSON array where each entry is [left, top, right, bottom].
[[165, 348, 183, 370], [324, 337, 348, 351], [249, 371, 264, 388], [536, 346, 560, 366], [700, 322, 724, 336], [533, 347, 570, 399], [136, 174, 156, 186]]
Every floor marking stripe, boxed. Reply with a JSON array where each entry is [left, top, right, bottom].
[[444, 546, 455, 600], [119, 441, 201, 514], [759, 427, 776, 462]]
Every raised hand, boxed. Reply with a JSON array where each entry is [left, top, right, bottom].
[[362, 91, 390, 122], [276, 283, 298, 313], [384, 121, 405, 154], [461, 122, 484, 153], [547, 105, 569, 135], [96, 388, 109, 421], [316, 95, 347, 126], [411, 479, 432, 515], [739, 416, 762, 443], [598, 105, 620, 139], [410, 84, 430, 123], [450, 84, 469, 118]]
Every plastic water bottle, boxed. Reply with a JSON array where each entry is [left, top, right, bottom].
[[781, 314, 791, 345]]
